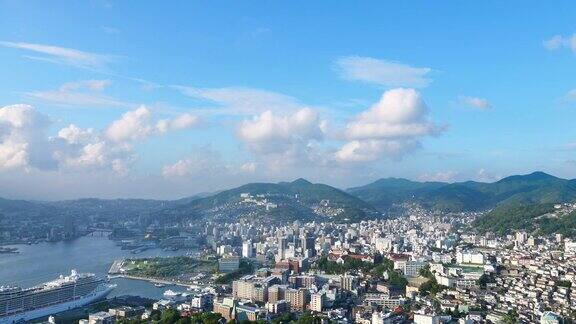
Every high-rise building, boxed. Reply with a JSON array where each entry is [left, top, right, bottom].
[[213, 298, 236, 322], [300, 235, 316, 257], [285, 288, 308, 311], [310, 293, 324, 313], [191, 293, 214, 312], [340, 274, 357, 291], [277, 237, 286, 260], [63, 214, 77, 240], [267, 284, 288, 303], [402, 261, 427, 277], [242, 240, 254, 258], [233, 276, 256, 300], [288, 275, 316, 288], [265, 300, 288, 314]]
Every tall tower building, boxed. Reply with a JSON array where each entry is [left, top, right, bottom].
[[277, 236, 286, 260], [242, 240, 254, 258]]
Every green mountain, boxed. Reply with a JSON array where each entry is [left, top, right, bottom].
[[474, 203, 576, 237], [347, 178, 446, 211], [164, 178, 381, 223], [348, 172, 576, 212]]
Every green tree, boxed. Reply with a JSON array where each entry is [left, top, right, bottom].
[[503, 309, 519, 324], [160, 308, 181, 324]]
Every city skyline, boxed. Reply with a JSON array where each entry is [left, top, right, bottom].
[[1, 1, 576, 199]]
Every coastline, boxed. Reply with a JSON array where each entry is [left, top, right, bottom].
[[108, 258, 208, 290], [108, 274, 194, 288]]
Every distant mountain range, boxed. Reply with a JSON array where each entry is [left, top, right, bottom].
[[2, 171, 576, 225], [347, 171, 576, 212]]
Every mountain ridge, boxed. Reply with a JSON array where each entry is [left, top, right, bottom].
[[165, 178, 380, 223], [347, 171, 576, 212], [1, 172, 576, 225]]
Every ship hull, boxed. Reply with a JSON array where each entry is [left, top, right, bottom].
[[0, 285, 114, 324]]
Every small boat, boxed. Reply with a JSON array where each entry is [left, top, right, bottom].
[[154, 283, 166, 288]]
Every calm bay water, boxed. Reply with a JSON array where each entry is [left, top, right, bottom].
[[0, 236, 191, 300]]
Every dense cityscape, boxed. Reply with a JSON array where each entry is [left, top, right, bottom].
[[2, 191, 575, 323]]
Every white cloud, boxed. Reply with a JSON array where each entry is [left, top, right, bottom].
[[0, 41, 113, 70], [61, 80, 111, 92], [73, 106, 198, 172], [240, 162, 258, 173], [57, 124, 95, 145], [543, 35, 564, 50], [237, 108, 324, 156], [335, 139, 419, 163], [561, 89, 576, 103], [162, 159, 193, 177], [336, 56, 432, 88], [105, 106, 199, 143], [162, 147, 252, 179], [105, 106, 154, 143], [418, 170, 459, 182], [0, 104, 52, 171], [543, 34, 576, 52], [336, 88, 443, 162], [25, 80, 132, 108], [68, 141, 108, 167], [51, 122, 132, 174], [0, 104, 199, 176], [475, 168, 501, 183], [156, 113, 199, 133], [459, 96, 492, 110], [174, 85, 304, 115]]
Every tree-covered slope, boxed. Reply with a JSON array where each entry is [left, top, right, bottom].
[[474, 203, 576, 237], [348, 172, 576, 212], [347, 178, 447, 210], [172, 178, 380, 223]]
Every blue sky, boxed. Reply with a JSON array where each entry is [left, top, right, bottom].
[[0, 0, 576, 199]]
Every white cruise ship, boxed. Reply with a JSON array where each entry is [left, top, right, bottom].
[[0, 270, 115, 324]]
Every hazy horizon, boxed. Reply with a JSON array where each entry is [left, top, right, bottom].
[[0, 170, 569, 201]]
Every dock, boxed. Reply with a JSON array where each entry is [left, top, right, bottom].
[[108, 259, 124, 275]]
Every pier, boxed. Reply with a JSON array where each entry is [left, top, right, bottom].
[[108, 259, 124, 275]]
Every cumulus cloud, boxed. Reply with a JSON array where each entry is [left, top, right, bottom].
[[174, 85, 305, 115], [105, 106, 155, 142], [336, 88, 443, 162], [335, 139, 420, 163], [0, 41, 113, 70], [459, 96, 492, 110], [156, 113, 199, 133], [237, 108, 325, 163], [0, 104, 199, 176], [51, 124, 133, 175], [0, 104, 52, 171], [105, 106, 199, 143], [57, 124, 96, 145], [336, 56, 432, 88], [162, 159, 193, 177], [543, 34, 576, 52]]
